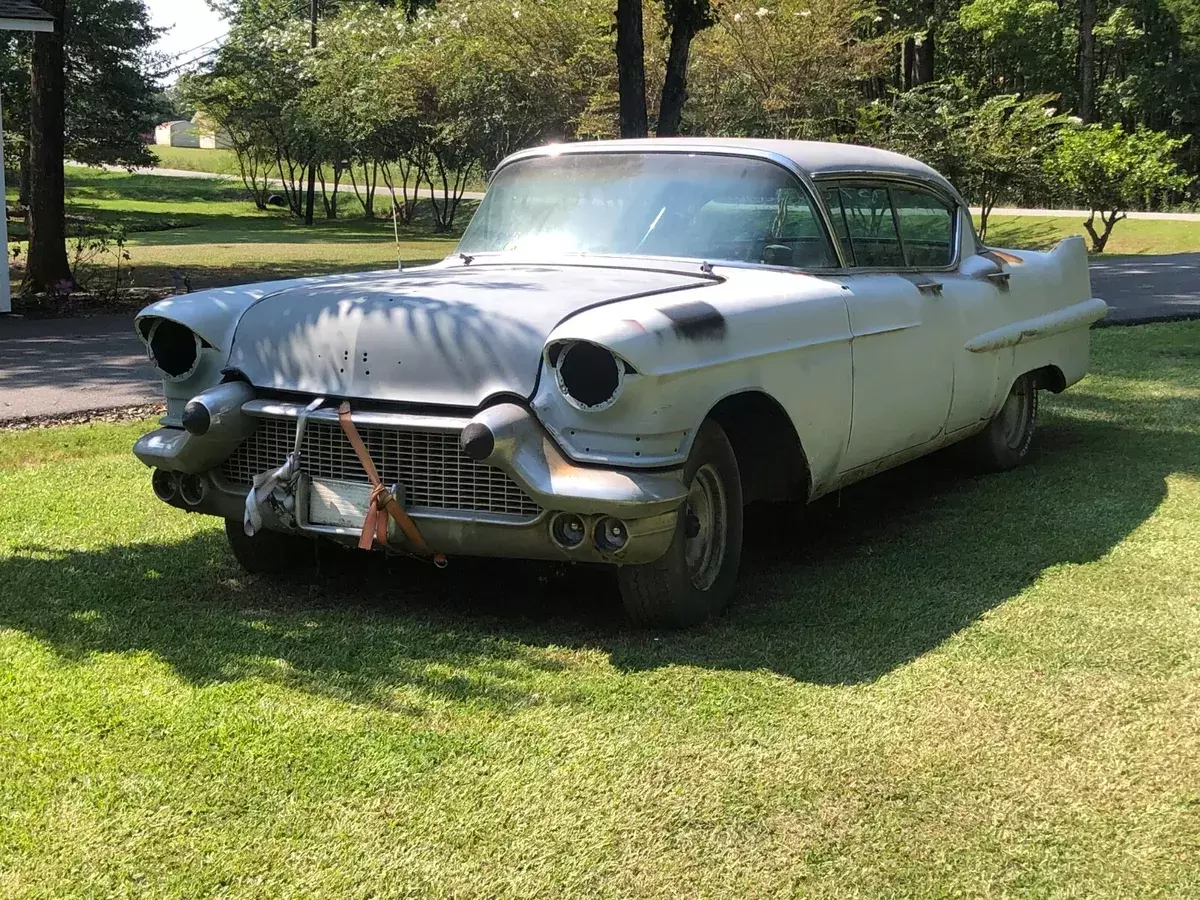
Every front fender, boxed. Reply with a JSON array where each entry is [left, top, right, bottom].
[[532, 266, 854, 479]]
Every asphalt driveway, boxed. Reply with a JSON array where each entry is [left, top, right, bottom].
[[1, 254, 1197, 422], [0, 314, 160, 422]]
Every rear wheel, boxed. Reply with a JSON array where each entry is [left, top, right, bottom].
[[618, 421, 744, 628], [966, 372, 1039, 471]]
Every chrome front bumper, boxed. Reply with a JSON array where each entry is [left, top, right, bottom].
[[135, 398, 686, 565]]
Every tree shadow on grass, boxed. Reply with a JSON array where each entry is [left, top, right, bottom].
[[984, 218, 1075, 252], [0, 390, 1193, 713]]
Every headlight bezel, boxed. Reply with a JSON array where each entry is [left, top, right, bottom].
[[549, 340, 628, 412], [144, 318, 202, 383]]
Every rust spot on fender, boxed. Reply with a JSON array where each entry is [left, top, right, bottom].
[[659, 300, 727, 342], [982, 249, 1024, 266]]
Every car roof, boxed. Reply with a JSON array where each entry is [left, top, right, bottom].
[[502, 138, 964, 204]]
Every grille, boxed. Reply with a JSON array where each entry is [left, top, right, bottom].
[[222, 417, 542, 520]]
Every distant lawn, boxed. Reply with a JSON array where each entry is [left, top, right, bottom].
[[1, 322, 1198, 897], [150, 146, 243, 177], [148, 146, 489, 192], [8, 168, 463, 291], [982, 213, 1200, 256]]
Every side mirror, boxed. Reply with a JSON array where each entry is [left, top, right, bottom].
[[960, 252, 1011, 289], [762, 244, 793, 267]]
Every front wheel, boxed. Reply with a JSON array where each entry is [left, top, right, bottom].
[[225, 518, 319, 575], [617, 421, 744, 628], [965, 372, 1039, 471]]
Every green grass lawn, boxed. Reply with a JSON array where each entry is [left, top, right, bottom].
[[1, 323, 1198, 897], [8, 168, 464, 292], [149, 146, 244, 177], [147, 146, 490, 193], [983, 214, 1200, 255]]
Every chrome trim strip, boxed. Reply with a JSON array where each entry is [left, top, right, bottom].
[[965, 299, 1109, 353], [242, 400, 472, 433]]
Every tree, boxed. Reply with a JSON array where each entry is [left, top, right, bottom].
[[18, 0, 160, 293], [25, 0, 70, 293], [656, 0, 714, 136], [688, 0, 885, 139], [960, 94, 1069, 238], [1051, 123, 1191, 251], [616, 0, 648, 136]]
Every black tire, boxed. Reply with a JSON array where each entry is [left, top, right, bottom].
[[224, 518, 319, 575], [966, 372, 1039, 471], [617, 420, 744, 628]]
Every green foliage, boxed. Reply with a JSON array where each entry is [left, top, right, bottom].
[[0, 0, 159, 174], [687, 0, 885, 139], [866, 85, 1069, 237], [1051, 123, 1192, 250]]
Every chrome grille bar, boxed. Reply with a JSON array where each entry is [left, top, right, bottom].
[[221, 416, 542, 520]]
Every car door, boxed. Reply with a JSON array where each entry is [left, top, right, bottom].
[[821, 182, 956, 474]]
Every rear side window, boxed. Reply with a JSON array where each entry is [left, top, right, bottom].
[[891, 187, 955, 267], [829, 185, 905, 267]]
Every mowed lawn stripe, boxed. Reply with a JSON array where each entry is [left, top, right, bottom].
[[0, 323, 1198, 898]]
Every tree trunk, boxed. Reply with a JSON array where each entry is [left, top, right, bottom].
[[916, 27, 935, 85], [657, 21, 694, 137], [19, 149, 31, 209], [24, 0, 72, 294], [1079, 0, 1097, 123], [902, 36, 915, 91], [616, 0, 648, 138]]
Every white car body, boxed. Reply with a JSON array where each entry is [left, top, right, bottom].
[[133, 139, 1106, 623]]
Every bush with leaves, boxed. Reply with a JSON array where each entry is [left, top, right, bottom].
[[868, 83, 1067, 239], [1051, 124, 1191, 252], [687, 0, 886, 139]]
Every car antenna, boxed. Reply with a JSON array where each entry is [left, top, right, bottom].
[[392, 196, 404, 272]]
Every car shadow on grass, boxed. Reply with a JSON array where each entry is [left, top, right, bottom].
[[2, 387, 1193, 711]]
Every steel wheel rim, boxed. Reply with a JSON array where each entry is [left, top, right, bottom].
[[998, 380, 1032, 449], [683, 464, 728, 592]]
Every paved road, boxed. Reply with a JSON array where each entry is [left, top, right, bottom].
[[1, 255, 1196, 422], [0, 315, 160, 422], [1088, 253, 1200, 322]]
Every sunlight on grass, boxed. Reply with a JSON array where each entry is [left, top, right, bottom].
[[7, 168, 466, 290], [984, 213, 1200, 255], [1, 324, 1198, 896]]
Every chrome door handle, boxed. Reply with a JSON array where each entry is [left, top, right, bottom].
[[985, 271, 1011, 286], [916, 281, 944, 295]]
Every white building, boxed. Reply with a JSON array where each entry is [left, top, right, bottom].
[[155, 120, 200, 149]]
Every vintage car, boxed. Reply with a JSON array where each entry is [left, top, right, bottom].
[[133, 138, 1107, 626]]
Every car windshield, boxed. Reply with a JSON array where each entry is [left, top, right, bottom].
[[457, 152, 836, 268]]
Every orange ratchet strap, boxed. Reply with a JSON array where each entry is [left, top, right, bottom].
[[336, 402, 447, 567]]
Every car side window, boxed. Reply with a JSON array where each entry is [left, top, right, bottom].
[[890, 187, 956, 268], [831, 185, 905, 267], [821, 186, 856, 266], [687, 184, 836, 269]]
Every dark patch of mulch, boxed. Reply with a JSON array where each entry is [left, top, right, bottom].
[[0, 404, 165, 431]]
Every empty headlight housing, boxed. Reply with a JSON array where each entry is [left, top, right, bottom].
[[550, 341, 627, 411], [144, 318, 201, 382]]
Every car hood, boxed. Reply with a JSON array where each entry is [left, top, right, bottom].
[[225, 263, 713, 407]]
